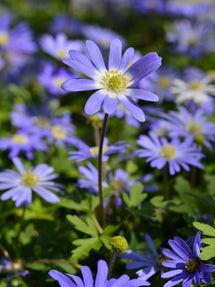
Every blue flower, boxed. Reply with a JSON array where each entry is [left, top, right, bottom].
[[161, 231, 215, 287], [136, 132, 204, 175], [120, 233, 164, 281], [69, 137, 130, 162], [0, 158, 62, 207], [62, 38, 161, 121], [49, 259, 150, 287]]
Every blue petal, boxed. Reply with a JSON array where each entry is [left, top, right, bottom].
[[84, 90, 107, 115], [103, 95, 118, 114], [128, 89, 159, 102], [62, 78, 96, 92], [108, 39, 122, 70], [126, 52, 162, 84], [95, 260, 108, 287], [119, 96, 145, 122], [86, 40, 106, 71], [49, 270, 75, 287]]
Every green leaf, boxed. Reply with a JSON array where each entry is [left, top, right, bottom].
[[27, 263, 47, 271], [193, 222, 215, 237], [200, 243, 215, 261], [71, 237, 102, 259], [67, 215, 98, 236], [102, 224, 119, 235], [100, 235, 112, 250], [122, 182, 147, 208]]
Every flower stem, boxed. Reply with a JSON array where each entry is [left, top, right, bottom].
[[98, 113, 109, 228], [107, 251, 116, 279], [15, 205, 26, 258], [163, 163, 169, 200]]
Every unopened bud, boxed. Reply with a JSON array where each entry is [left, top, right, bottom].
[[110, 236, 128, 254]]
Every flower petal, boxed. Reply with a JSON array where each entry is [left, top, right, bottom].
[[119, 96, 145, 122], [126, 52, 162, 84], [62, 78, 96, 92], [128, 89, 159, 102], [84, 90, 107, 115], [86, 40, 106, 71], [108, 39, 122, 70], [103, 95, 118, 114]]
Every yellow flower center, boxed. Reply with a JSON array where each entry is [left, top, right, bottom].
[[195, 134, 204, 145], [185, 120, 203, 134], [189, 81, 202, 90], [160, 144, 176, 159], [0, 32, 9, 46], [185, 258, 200, 273], [102, 70, 129, 93], [34, 116, 51, 129], [158, 77, 170, 88], [89, 145, 109, 156], [56, 49, 68, 59], [21, 171, 40, 187], [52, 125, 67, 139], [53, 77, 64, 89], [111, 179, 125, 191], [12, 135, 28, 144]]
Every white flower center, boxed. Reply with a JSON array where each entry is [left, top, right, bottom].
[[21, 171, 40, 187], [102, 70, 129, 93], [160, 144, 176, 159], [12, 135, 28, 144], [52, 125, 67, 139]]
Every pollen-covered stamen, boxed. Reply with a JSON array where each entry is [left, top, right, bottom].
[[158, 77, 170, 88], [21, 171, 40, 187], [185, 258, 200, 273], [0, 32, 9, 46], [185, 120, 203, 134], [56, 49, 68, 59], [90, 145, 109, 156], [102, 70, 129, 93], [12, 135, 28, 144], [195, 134, 204, 145], [53, 77, 64, 89], [156, 254, 169, 267], [189, 81, 202, 90], [160, 144, 176, 159], [52, 125, 67, 139]]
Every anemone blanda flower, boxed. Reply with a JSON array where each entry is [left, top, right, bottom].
[[159, 106, 215, 150], [120, 233, 165, 281], [0, 132, 47, 159], [49, 259, 150, 287], [38, 63, 76, 95], [62, 38, 162, 121], [0, 158, 62, 207], [77, 162, 108, 194], [136, 132, 204, 175], [161, 231, 215, 287], [170, 74, 215, 105], [68, 137, 130, 162], [40, 33, 84, 60]]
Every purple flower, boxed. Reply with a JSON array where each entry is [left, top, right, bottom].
[[49, 259, 150, 287], [81, 24, 126, 49], [0, 132, 47, 159], [166, 20, 214, 58], [62, 38, 162, 121], [161, 231, 215, 287], [136, 132, 204, 175], [40, 33, 84, 60], [120, 233, 164, 281], [0, 158, 62, 207], [38, 63, 77, 95], [159, 106, 215, 150], [69, 137, 130, 162], [77, 162, 108, 194]]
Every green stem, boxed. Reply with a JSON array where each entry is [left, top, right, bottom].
[[163, 163, 169, 200], [15, 205, 26, 258], [107, 251, 116, 279], [98, 113, 109, 228]]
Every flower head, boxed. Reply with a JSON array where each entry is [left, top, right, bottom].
[[0, 158, 62, 207], [62, 38, 162, 121], [161, 231, 215, 287], [136, 132, 204, 175], [49, 259, 150, 287], [120, 233, 165, 281]]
